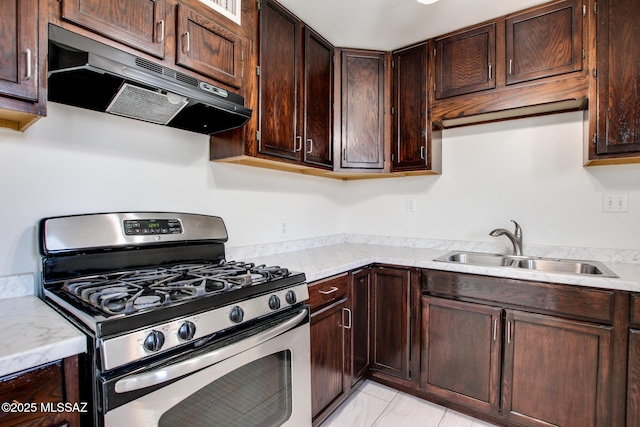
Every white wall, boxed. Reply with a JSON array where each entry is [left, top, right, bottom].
[[2, 105, 640, 278], [0, 103, 346, 277], [344, 111, 640, 250]]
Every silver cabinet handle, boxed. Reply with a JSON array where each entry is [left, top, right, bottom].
[[306, 139, 313, 154], [183, 32, 190, 53], [318, 286, 338, 295], [420, 146, 425, 160], [157, 20, 165, 43], [342, 148, 347, 161], [507, 320, 512, 344], [488, 63, 492, 80], [295, 136, 302, 152], [25, 49, 32, 81], [343, 308, 352, 329], [114, 308, 308, 393], [493, 319, 498, 341], [509, 59, 513, 74]]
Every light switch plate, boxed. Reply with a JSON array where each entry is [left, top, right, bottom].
[[602, 193, 629, 213]]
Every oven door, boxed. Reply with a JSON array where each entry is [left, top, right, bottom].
[[102, 308, 311, 427]]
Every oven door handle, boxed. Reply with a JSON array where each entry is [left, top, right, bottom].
[[114, 308, 308, 394]]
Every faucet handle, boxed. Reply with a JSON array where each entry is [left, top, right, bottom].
[[510, 220, 522, 240]]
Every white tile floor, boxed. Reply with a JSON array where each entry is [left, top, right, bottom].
[[319, 380, 498, 427]]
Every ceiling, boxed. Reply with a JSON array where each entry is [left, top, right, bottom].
[[276, 0, 550, 51]]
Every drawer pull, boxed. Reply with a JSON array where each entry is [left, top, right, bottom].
[[318, 286, 338, 295]]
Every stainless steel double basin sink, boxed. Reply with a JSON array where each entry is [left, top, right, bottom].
[[434, 251, 618, 278]]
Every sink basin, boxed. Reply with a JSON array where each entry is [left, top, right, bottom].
[[435, 251, 618, 278]]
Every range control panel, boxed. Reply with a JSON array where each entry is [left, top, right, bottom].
[[123, 219, 183, 236]]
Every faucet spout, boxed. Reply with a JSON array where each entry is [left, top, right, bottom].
[[489, 220, 523, 256]]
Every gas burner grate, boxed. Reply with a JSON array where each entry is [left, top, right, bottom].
[[57, 260, 292, 316]]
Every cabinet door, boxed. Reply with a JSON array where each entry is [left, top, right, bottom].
[[505, 0, 582, 85], [595, 0, 640, 156], [628, 329, 640, 426], [421, 297, 502, 414], [61, 0, 166, 58], [348, 268, 371, 386], [392, 44, 427, 170], [303, 27, 333, 168], [371, 267, 410, 379], [310, 299, 347, 421], [340, 49, 385, 169], [435, 23, 496, 99], [0, 0, 37, 101], [176, 5, 244, 89], [258, 0, 301, 161], [502, 310, 612, 427]]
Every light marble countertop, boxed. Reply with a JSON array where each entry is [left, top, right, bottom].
[[2, 238, 639, 379], [0, 294, 86, 378], [244, 243, 640, 293]]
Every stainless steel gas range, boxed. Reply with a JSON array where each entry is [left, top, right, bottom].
[[39, 212, 311, 427]]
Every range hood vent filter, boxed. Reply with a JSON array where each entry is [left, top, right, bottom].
[[106, 84, 188, 125]]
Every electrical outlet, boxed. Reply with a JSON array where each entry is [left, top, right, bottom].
[[279, 219, 288, 238], [602, 193, 629, 213], [406, 197, 416, 213]]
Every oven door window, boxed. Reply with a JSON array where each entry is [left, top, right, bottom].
[[159, 350, 292, 427]]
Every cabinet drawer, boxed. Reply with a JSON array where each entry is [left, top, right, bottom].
[[0, 361, 64, 426], [308, 273, 348, 312], [423, 270, 615, 323]]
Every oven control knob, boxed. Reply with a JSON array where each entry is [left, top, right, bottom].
[[178, 321, 196, 341], [229, 306, 244, 323], [268, 295, 281, 310], [285, 290, 297, 305], [143, 330, 165, 352]]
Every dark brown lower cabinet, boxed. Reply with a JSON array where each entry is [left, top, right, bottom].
[[422, 292, 613, 427], [0, 356, 80, 427], [371, 266, 411, 380], [627, 329, 640, 426], [421, 297, 502, 414], [310, 298, 347, 422], [502, 310, 612, 427], [348, 268, 371, 387]]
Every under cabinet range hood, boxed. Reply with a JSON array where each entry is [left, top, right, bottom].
[[47, 25, 251, 135]]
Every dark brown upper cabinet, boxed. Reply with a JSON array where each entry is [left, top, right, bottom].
[[176, 4, 244, 89], [590, 0, 640, 161], [0, 0, 38, 103], [60, 0, 167, 58], [340, 49, 386, 170], [258, 0, 333, 167], [303, 28, 333, 168], [392, 43, 429, 171], [505, 0, 583, 86], [434, 23, 496, 99], [258, 0, 301, 161]]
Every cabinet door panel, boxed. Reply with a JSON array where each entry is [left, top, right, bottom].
[[310, 300, 347, 420], [303, 28, 333, 168], [503, 310, 612, 427], [435, 24, 495, 99], [421, 297, 502, 413], [349, 268, 371, 385], [0, 0, 37, 101], [595, 0, 640, 155], [628, 329, 640, 426], [392, 44, 427, 170], [258, 0, 300, 160], [371, 267, 410, 379], [505, 0, 582, 85], [61, 0, 165, 58], [176, 5, 243, 89], [341, 50, 385, 169]]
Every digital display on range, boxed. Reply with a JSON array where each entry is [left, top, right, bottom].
[[123, 219, 182, 235]]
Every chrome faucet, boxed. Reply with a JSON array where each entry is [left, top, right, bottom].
[[489, 220, 523, 256]]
